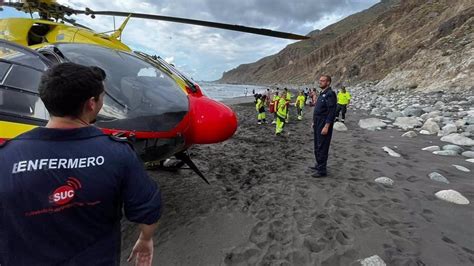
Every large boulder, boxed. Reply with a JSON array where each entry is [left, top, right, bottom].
[[440, 124, 458, 136], [421, 111, 441, 120], [452, 164, 470, 172], [370, 108, 385, 116], [359, 118, 386, 131], [421, 118, 440, 134], [393, 117, 422, 130], [455, 119, 467, 128], [464, 125, 474, 133], [433, 101, 445, 109], [462, 151, 474, 158], [402, 106, 424, 117], [440, 133, 474, 146], [422, 146, 440, 152], [463, 115, 474, 125], [442, 144, 463, 154], [374, 177, 394, 186], [360, 255, 386, 266], [386, 111, 403, 120], [334, 122, 348, 131], [402, 131, 417, 138], [382, 146, 401, 157], [433, 150, 458, 156], [429, 172, 449, 184], [435, 190, 470, 205]]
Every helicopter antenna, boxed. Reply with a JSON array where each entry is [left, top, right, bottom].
[[110, 14, 131, 40]]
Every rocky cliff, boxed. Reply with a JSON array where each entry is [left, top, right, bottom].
[[219, 0, 474, 92]]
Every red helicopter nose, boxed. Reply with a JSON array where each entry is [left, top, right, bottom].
[[187, 96, 238, 144]]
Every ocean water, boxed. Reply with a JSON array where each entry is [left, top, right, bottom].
[[198, 82, 268, 101]]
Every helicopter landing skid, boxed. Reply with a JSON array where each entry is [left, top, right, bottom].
[[175, 152, 210, 185], [145, 152, 210, 185]]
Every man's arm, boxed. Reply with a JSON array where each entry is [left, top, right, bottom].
[[120, 146, 162, 266], [325, 91, 337, 125], [321, 91, 337, 135], [128, 223, 159, 265]]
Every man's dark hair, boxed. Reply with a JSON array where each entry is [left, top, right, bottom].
[[321, 75, 332, 83], [39, 63, 106, 117]]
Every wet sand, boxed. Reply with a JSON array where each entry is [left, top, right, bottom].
[[120, 101, 474, 265]]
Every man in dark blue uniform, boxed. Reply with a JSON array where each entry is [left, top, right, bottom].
[[310, 75, 337, 177], [0, 63, 161, 265]]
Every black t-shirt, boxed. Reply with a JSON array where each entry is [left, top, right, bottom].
[[0, 126, 161, 265]]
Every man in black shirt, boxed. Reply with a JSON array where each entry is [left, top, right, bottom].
[[310, 75, 337, 177], [0, 63, 161, 265]]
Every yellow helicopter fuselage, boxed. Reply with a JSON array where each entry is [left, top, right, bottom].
[[0, 17, 193, 141], [0, 17, 131, 51]]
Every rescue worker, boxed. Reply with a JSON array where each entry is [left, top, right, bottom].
[[0, 63, 161, 265], [270, 92, 280, 124], [275, 91, 289, 135], [284, 88, 292, 122], [310, 75, 337, 177], [310, 88, 318, 106], [256, 94, 267, 124], [265, 88, 272, 106], [295, 91, 306, 120], [335, 86, 351, 123], [304, 88, 309, 104]]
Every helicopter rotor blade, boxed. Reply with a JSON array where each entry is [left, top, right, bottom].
[[1, 2, 309, 40], [73, 9, 309, 40], [62, 17, 92, 30]]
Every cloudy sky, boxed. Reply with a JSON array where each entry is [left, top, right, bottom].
[[2, 0, 379, 81]]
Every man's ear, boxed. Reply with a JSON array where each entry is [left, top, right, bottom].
[[85, 97, 96, 111]]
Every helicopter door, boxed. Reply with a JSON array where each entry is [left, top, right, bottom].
[[0, 40, 51, 122]]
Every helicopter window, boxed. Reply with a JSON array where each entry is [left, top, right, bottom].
[[39, 51, 61, 65], [3, 65, 43, 93], [137, 67, 158, 77], [0, 88, 49, 120], [54, 43, 189, 131], [0, 61, 11, 82], [0, 43, 49, 71]]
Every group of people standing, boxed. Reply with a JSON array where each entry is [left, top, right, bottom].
[[254, 87, 307, 135], [253, 76, 352, 178], [253, 85, 351, 136]]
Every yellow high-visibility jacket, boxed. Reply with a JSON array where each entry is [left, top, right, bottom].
[[276, 97, 288, 118], [337, 91, 351, 105], [296, 95, 305, 108]]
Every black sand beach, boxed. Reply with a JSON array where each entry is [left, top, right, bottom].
[[120, 100, 474, 265]]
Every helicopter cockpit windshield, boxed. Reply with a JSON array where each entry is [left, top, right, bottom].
[[0, 40, 50, 122], [53, 43, 189, 132]]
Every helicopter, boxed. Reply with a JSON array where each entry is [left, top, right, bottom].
[[0, 0, 309, 183]]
